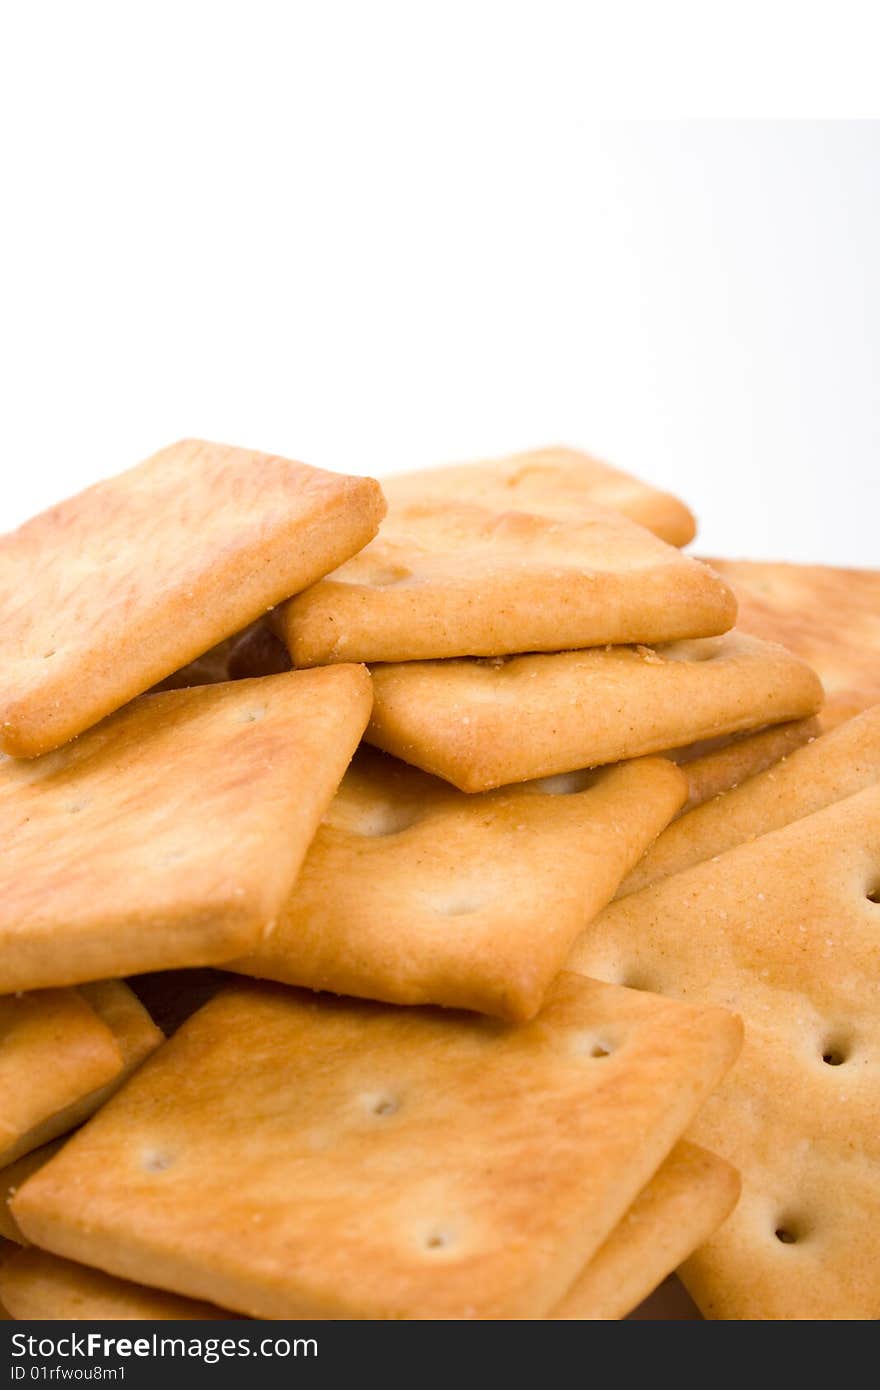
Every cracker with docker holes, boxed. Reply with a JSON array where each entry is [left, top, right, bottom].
[[568, 783, 880, 1319], [278, 499, 735, 665], [552, 1142, 739, 1320], [705, 559, 880, 728], [12, 976, 741, 1320], [0, 982, 160, 1168], [366, 632, 822, 792], [0, 667, 371, 992], [621, 705, 880, 897], [0, 1141, 735, 1321], [229, 747, 688, 1020], [0, 439, 385, 757], [383, 446, 697, 546]]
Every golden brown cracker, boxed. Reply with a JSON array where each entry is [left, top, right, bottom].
[[620, 705, 880, 897], [569, 784, 880, 1319], [229, 748, 687, 1020], [278, 499, 734, 665], [0, 439, 384, 756], [12, 976, 741, 1320], [367, 633, 822, 792], [0, 1247, 229, 1321], [0, 667, 372, 991], [383, 446, 696, 546]]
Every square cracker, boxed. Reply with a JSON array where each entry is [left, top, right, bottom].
[[367, 632, 823, 792], [0, 438, 385, 757], [568, 783, 880, 1319], [0, 1143, 735, 1322], [620, 704, 880, 897], [277, 499, 735, 665], [0, 981, 162, 1174], [671, 716, 821, 810], [12, 976, 741, 1320], [383, 446, 697, 546], [0, 992, 121, 1169], [550, 1142, 739, 1319], [0, 666, 372, 992], [0, 1248, 229, 1321], [229, 747, 688, 1020], [703, 559, 880, 729]]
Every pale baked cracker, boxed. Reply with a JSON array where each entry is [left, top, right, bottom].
[[0, 980, 161, 1174], [0, 1248, 229, 1321], [620, 704, 880, 896], [705, 559, 880, 728], [383, 445, 697, 546], [0, 667, 372, 991], [278, 500, 735, 665], [229, 748, 687, 1020], [12, 975, 741, 1320], [551, 1142, 739, 1319], [0, 438, 385, 757], [367, 633, 823, 792], [569, 784, 880, 1319]]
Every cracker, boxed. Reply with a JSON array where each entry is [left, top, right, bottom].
[[0, 1140, 65, 1244], [0, 667, 372, 991], [704, 559, 880, 728], [0, 979, 162, 1175], [367, 633, 823, 792], [550, 1142, 739, 1319], [383, 446, 697, 546], [229, 748, 687, 1020], [0, 439, 385, 757], [0, 1144, 733, 1322], [620, 705, 880, 896], [278, 500, 735, 665], [12, 976, 741, 1320], [0, 1248, 229, 1321], [672, 716, 821, 810], [0, 992, 121, 1169], [568, 783, 880, 1319]]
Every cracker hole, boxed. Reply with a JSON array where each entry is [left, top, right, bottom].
[[867, 879, 880, 905], [65, 799, 88, 815], [433, 895, 482, 917], [590, 1043, 611, 1058], [371, 1096, 398, 1117], [774, 1216, 807, 1246], [354, 806, 420, 837], [236, 707, 266, 724], [423, 1230, 452, 1251], [142, 1150, 172, 1173], [366, 565, 412, 587], [43, 649, 56, 659], [821, 1044, 849, 1067]]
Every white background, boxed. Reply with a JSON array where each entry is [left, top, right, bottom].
[[1, 4, 877, 565]]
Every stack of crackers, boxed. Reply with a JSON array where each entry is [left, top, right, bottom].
[[0, 438, 876, 1321]]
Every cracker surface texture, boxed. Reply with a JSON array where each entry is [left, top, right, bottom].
[[0, 438, 385, 756], [12, 975, 741, 1320]]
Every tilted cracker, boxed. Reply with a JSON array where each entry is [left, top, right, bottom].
[[0, 1140, 65, 1243], [229, 748, 687, 1020], [568, 784, 880, 1319], [0, 992, 121, 1169], [12, 976, 741, 1320], [0, 667, 372, 991], [278, 500, 735, 665], [383, 445, 697, 546], [0, 1248, 229, 1321], [550, 1142, 740, 1319], [0, 980, 162, 1174], [671, 716, 821, 810], [0, 438, 385, 757], [367, 633, 822, 792], [620, 705, 880, 896], [0, 1144, 734, 1322], [704, 558, 880, 729]]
